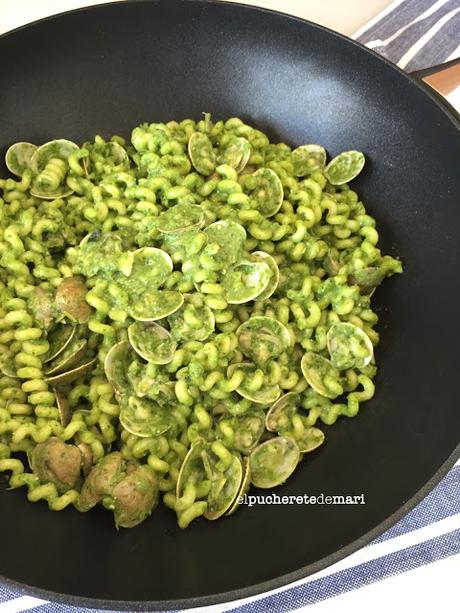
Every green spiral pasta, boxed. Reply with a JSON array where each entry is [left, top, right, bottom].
[[0, 116, 402, 529]]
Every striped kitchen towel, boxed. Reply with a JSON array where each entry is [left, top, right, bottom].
[[353, 0, 460, 71], [0, 1, 459, 612]]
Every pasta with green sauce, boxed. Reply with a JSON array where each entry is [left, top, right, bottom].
[[0, 115, 402, 529]]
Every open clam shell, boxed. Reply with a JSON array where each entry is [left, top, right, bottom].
[[54, 388, 71, 427], [237, 316, 290, 364], [5, 142, 37, 176], [203, 220, 247, 269], [265, 392, 299, 432], [291, 427, 325, 453], [225, 456, 251, 516], [30, 139, 79, 173], [188, 132, 216, 175], [204, 454, 243, 520], [326, 322, 373, 370], [44, 324, 76, 364], [251, 251, 280, 301], [128, 321, 177, 364], [224, 260, 271, 304], [46, 357, 97, 386], [325, 150, 365, 185], [44, 337, 88, 376], [104, 340, 136, 398], [249, 436, 300, 488], [129, 247, 173, 291], [291, 144, 326, 177], [129, 289, 184, 321], [176, 442, 207, 499], [30, 139, 79, 199], [119, 395, 174, 438], [249, 168, 283, 217], [232, 410, 265, 454], [218, 136, 251, 173], [300, 352, 342, 399]]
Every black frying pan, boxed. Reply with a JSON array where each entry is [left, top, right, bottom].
[[0, 1, 459, 610]]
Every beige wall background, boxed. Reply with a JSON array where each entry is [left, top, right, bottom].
[[0, 0, 395, 36]]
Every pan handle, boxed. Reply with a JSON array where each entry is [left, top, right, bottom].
[[410, 57, 460, 100]]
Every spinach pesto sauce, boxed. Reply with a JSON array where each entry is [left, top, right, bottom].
[[0, 116, 402, 529]]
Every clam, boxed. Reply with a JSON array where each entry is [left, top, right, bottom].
[[291, 426, 325, 453], [218, 136, 251, 173], [188, 132, 216, 175], [54, 388, 71, 427], [225, 456, 251, 515], [176, 442, 207, 499], [227, 362, 281, 405], [300, 352, 343, 399], [55, 276, 92, 323], [232, 410, 265, 454], [30, 139, 79, 199], [44, 337, 87, 376], [326, 322, 373, 370], [45, 357, 97, 386], [44, 324, 76, 364], [249, 436, 300, 488], [156, 203, 205, 234], [265, 392, 298, 432], [128, 289, 184, 321], [5, 142, 37, 177], [324, 150, 365, 185], [237, 316, 290, 364], [202, 220, 247, 269], [251, 251, 280, 301], [291, 144, 326, 177], [349, 267, 385, 295], [119, 396, 174, 438], [128, 321, 176, 364], [249, 168, 283, 217], [223, 260, 271, 304], [128, 247, 173, 291], [29, 287, 59, 330], [104, 340, 136, 397], [204, 454, 243, 520]]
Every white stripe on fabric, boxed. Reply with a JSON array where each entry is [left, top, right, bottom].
[[352, 0, 406, 39], [0, 596, 46, 613], [298, 553, 460, 613], [363, 0, 450, 49], [397, 6, 460, 68], [446, 43, 460, 60]]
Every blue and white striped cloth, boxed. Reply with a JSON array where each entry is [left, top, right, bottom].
[[0, 1, 459, 611]]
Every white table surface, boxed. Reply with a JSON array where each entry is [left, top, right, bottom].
[[0, 2, 459, 613]]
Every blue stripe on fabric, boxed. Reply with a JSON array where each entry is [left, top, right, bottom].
[[371, 465, 460, 543], [356, 0, 455, 44], [225, 529, 460, 613], [403, 11, 460, 71], [0, 586, 17, 603]]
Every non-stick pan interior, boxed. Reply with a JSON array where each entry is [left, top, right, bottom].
[[0, 1, 459, 609]]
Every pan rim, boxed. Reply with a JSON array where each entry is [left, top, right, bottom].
[[0, 0, 459, 609]]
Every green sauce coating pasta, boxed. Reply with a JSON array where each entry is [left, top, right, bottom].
[[0, 116, 402, 528]]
